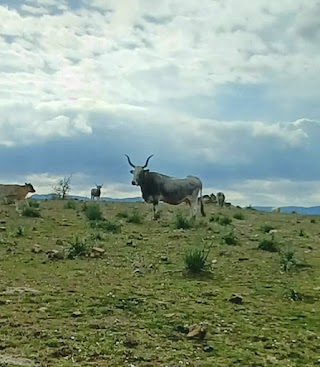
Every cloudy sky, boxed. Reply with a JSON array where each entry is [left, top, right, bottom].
[[1, 0, 320, 206]]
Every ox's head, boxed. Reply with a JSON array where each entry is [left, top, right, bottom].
[[95, 184, 103, 190], [25, 183, 36, 193], [125, 154, 154, 186]]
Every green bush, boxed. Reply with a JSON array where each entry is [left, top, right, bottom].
[[22, 207, 41, 218], [126, 209, 144, 224], [184, 247, 210, 274], [115, 211, 129, 219], [260, 224, 274, 233], [233, 212, 245, 220], [280, 248, 297, 272], [258, 235, 279, 252], [64, 200, 76, 210], [90, 219, 121, 234], [222, 231, 238, 245], [28, 200, 40, 208], [85, 204, 103, 221], [175, 212, 193, 229], [67, 236, 92, 259]]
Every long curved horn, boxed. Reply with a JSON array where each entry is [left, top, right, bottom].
[[143, 154, 154, 168], [125, 154, 135, 168]]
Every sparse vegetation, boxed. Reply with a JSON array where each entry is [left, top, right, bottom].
[[258, 235, 279, 252], [310, 218, 316, 224], [85, 204, 103, 221], [115, 211, 129, 219], [90, 219, 121, 233], [0, 200, 319, 366], [184, 246, 211, 274], [298, 228, 307, 237], [280, 248, 297, 272], [233, 212, 245, 220], [67, 236, 92, 259], [209, 215, 232, 226], [174, 211, 193, 229], [126, 209, 144, 224], [22, 206, 41, 217], [15, 226, 25, 237], [260, 223, 274, 233], [28, 199, 40, 208], [222, 231, 238, 245], [64, 200, 76, 209]]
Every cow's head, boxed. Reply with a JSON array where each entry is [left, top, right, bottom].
[[125, 154, 154, 186], [25, 183, 36, 193], [95, 184, 103, 190]]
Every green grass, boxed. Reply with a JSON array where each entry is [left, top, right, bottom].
[[126, 209, 144, 224], [184, 246, 211, 274], [84, 203, 103, 221], [22, 206, 41, 217], [0, 200, 319, 366], [174, 211, 193, 229]]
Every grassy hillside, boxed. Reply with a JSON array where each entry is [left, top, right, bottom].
[[0, 200, 319, 366]]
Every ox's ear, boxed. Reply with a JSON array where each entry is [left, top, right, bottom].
[[130, 170, 134, 174], [144, 169, 149, 173]]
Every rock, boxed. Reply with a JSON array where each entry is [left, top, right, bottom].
[[126, 240, 136, 247], [72, 310, 82, 317], [123, 336, 139, 348], [0, 227, 6, 231], [229, 294, 243, 304], [47, 250, 64, 260], [90, 247, 105, 258], [0, 219, 6, 224], [187, 324, 207, 340], [31, 245, 42, 254], [203, 345, 214, 352], [269, 229, 278, 234], [38, 307, 48, 312], [160, 255, 168, 262]]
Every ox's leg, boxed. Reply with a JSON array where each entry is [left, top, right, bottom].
[[153, 200, 160, 220]]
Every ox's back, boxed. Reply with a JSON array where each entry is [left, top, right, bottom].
[[141, 172, 202, 204], [0, 184, 34, 201]]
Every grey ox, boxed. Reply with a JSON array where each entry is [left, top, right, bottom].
[[217, 192, 225, 207], [125, 154, 206, 220], [91, 184, 103, 200]]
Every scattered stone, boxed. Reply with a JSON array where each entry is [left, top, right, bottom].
[[187, 324, 207, 340], [0, 219, 6, 224], [31, 245, 42, 254], [1, 287, 40, 295], [90, 247, 105, 258], [123, 336, 139, 348], [38, 307, 48, 312], [56, 239, 64, 246], [47, 250, 64, 260], [203, 345, 214, 352], [160, 255, 168, 262], [269, 229, 278, 234], [0, 227, 6, 231], [72, 310, 82, 317], [229, 294, 243, 305], [126, 240, 136, 247]]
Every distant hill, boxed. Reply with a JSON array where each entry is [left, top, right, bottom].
[[253, 206, 320, 215], [31, 194, 143, 202]]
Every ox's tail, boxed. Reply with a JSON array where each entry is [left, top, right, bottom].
[[199, 187, 206, 217]]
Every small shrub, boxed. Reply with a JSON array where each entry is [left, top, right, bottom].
[[184, 247, 210, 274], [15, 226, 25, 237], [209, 215, 232, 226], [22, 207, 41, 218], [260, 224, 274, 233], [64, 200, 76, 209], [127, 209, 144, 224], [175, 212, 193, 229], [218, 216, 232, 226], [115, 211, 129, 219], [233, 212, 245, 220], [90, 220, 121, 234], [85, 204, 103, 221], [287, 289, 303, 301], [28, 200, 40, 208], [90, 232, 104, 241], [310, 219, 316, 224], [280, 248, 297, 272], [258, 235, 279, 252], [67, 236, 92, 259], [222, 231, 238, 245], [298, 229, 307, 237]]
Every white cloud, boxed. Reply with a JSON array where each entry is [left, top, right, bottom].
[[0, 0, 320, 205]]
